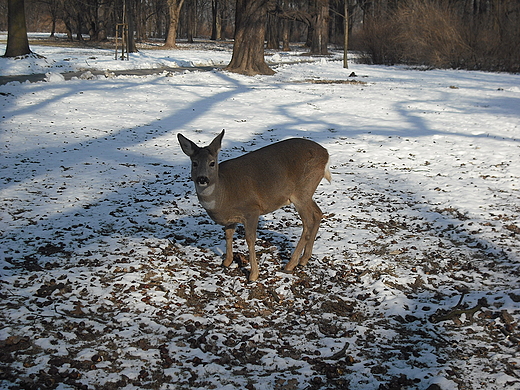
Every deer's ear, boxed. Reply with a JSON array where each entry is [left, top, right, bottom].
[[208, 130, 225, 154], [178, 133, 199, 157]]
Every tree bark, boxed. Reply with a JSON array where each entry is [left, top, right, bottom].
[[4, 0, 31, 57], [126, 0, 138, 52], [94, 1, 108, 41], [281, 18, 290, 51], [225, 0, 275, 76], [46, 0, 60, 38], [211, 0, 222, 40], [343, 0, 348, 68], [186, 0, 197, 43], [266, 13, 280, 50], [75, 12, 84, 41], [309, 0, 329, 55], [165, 0, 186, 47]]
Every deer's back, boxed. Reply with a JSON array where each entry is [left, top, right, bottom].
[[223, 138, 329, 177], [218, 138, 328, 192]]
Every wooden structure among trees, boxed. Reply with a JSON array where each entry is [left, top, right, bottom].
[[115, 23, 129, 60]]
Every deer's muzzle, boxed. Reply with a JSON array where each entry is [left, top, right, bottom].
[[196, 176, 210, 186]]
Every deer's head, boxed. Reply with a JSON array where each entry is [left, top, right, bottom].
[[178, 130, 225, 194]]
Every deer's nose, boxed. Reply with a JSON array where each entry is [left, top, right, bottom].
[[196, 176, 210, 186]]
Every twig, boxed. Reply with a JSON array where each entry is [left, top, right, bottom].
[[429, 295, 488, 324], [326, 342, 350, 360], [53, 303, 110, 324]]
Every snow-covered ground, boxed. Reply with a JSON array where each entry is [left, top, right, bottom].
[[1, 36, 519, 390], [0, 33, 321, 76]]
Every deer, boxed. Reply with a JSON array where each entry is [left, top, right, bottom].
[[177, 130, 331, 282]]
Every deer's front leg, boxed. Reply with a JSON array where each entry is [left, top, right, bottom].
[[222, 224, 236, 267]]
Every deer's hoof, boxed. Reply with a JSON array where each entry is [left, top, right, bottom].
[[298, 259, 310, 267], [222, 255, 236, 268], [248, 272, 259, 282]]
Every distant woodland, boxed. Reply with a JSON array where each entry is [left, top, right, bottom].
[[1, 0, 519, 72]]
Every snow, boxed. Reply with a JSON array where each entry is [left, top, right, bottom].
[[1, 35, 520, 390], [0, 33, 318, 77]]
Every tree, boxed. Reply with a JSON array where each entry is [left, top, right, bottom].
[[271, 0, 330, 55], [38, 0, 61, 38], [125, 0, 138, 52], [165, 0, 186, 47], [309, 0, 329, 55], [185, 0, 197, 43], [343, 0, 348, 68], [211, 0, 222, 40], [266, 12, 280, 49], [86, 0, 110, 41], [4, 0, 31, 57], [225, 0, 274, 75]]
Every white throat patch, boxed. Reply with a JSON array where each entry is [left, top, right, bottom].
[[197, 184, 216, 210], [197, 183, 215, 196]]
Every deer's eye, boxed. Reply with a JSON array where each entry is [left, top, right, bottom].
[[209, 161, 216, 167], [192, 161, 199, 168]]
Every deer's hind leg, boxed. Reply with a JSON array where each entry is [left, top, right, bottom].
[[285, 198, 323, 272], [244, 215, 260, 282]]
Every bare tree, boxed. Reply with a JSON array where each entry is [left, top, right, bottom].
[[272, 0, 330, 55], [4, 0, 31, 57], [280, 0, 291, 51], [343, 0, 349, 68], [225, 0, 274, 75], [266, 12, 280, 49], [308, 0, 329, 54], [211, 0, 222, 39], [165, 0, 185, 47], [37, 0, 61, 37], [125, 0, 138, 52], [184, 0, 197, 43]]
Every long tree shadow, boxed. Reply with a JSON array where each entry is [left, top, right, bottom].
[[1, 71, 251, 185], [1, 70, 255, 270]]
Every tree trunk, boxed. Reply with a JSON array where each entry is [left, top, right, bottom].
[[281, 19, 290, 51], [211, 0, 222, 40], [91, 2, 108, 42], [225, 0, 274, 76], [64, 20, 73, 41], [310, 0, 329, 55], [50, 18, 56, 38], [186, 0, 196, 43], [343, 0, 348, 68], [126, 0, 138, 52], [220, 0, 231, 39], [48, 0, 59, 38], [76, 12, 84, 41], [4, 0, 31, 57], [165, 0, 186, 47], [266, 13, 280, 50], [135, 0, 146, 41]]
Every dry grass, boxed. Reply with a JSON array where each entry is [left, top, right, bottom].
[[393, 0, 469, 68], [358, 0, 520, 72]]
